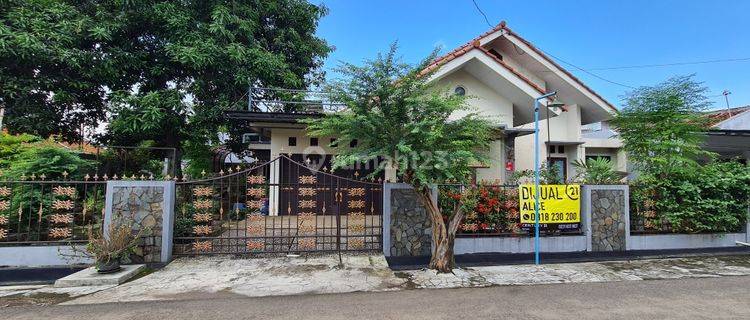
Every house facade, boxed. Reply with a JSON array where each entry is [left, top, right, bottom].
[[225, 22, 625, 214]]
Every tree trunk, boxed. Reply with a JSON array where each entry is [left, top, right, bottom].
[[414, 186, 464, 273]]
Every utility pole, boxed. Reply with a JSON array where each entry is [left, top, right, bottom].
[[722, 90, 732, 117]]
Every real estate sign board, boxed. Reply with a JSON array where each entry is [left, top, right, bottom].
[[519, 184, 581, 224]]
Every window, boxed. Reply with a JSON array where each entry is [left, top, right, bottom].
[[549, 157, 567, 182], [330, 138, 337, 147], [242, 133, 269, 144], [488, 49, 503, 61], [310, 138, 318, 146], [350, 139, 358, 148], [549, 145, 556, 154], [288, 137, 297, 147], [557, 145, 565, 153], [454, 86, 466, 96]]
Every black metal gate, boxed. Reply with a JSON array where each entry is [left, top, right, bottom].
[[172, 155, 383, 255]]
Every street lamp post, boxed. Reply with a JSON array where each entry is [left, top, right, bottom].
[[533, 92, 564, 265]]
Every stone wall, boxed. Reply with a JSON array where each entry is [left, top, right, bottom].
[[105, 181, 175, 264], [590, 189, 626, 251], [389, 188, 432, 257]]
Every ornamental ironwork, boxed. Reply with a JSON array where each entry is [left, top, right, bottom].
[[298, 187, 317, 197], [49, 214, 73, 224], [246, 240, 264, 251], [49, 227, 72, 239], [246, 188, 266, 197], [348, 200, 366, 209], [299, 200, 316, 209], [193, 241, 213, 252], [193, 199, 212, 210], [51, 200, 74, 210], [298, 175, 317, 184], [193, 225, 212, 235], [247, 175, 266, 184], [192, 186, 213, 197], [192, 213, 212, 222], [348, 188, 366, 197], [52, 186, 76, 198]]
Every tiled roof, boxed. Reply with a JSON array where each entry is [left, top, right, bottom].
[[706, 105, 750, 126], [423, 21, 618, 112]]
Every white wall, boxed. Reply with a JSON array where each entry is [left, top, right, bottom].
[[0, 246, 93, 267], [435, 70, 514, 127], [475, 139, 506, 183], [514, 104, 584, 177]]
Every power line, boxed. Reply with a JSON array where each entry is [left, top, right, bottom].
[[468, 0, 636, 89], [587, 57, 750, 71], [540, 51, 637, 89], [471, 0, 493, 28]]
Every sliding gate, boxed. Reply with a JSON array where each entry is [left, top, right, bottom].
[[172, 155, 383, 255]]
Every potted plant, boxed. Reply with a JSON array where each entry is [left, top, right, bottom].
[[84, 220, 144, 274]]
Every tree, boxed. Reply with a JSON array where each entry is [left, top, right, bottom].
[[2, 1, 332, 172], [610, 75, 713, 174], [304, 45, 492, 272], [0, 1, 115, 140]]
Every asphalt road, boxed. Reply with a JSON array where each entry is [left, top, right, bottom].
[[6, 276, 750, 320]]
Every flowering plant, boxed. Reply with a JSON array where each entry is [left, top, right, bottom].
[[439, 183, 521, 234]]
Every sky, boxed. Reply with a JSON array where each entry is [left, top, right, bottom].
[[314, 0, 750, 111]]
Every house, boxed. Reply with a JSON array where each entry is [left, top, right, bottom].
[[704, 106, 750, 163], [420, 21, 621, 182], [225, 22, 624, 214]]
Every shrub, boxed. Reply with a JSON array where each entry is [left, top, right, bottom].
[[439, 184, 521, 234], [572, 158, 621, 185], [631, 161, 750, 233]]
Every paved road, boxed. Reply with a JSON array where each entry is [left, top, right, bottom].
[[6, 276, 750, 319]]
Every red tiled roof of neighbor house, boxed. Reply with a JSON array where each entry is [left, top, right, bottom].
[[423, 21, 618, 113], [705, 105, 750, 126]]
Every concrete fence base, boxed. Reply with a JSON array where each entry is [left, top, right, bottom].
[[0, 245, 93, 267], [455, 235, 587, 254], [629, 233, 747, 251]]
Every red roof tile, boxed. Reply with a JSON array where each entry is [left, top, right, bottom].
[[423, 21, 617, 113]]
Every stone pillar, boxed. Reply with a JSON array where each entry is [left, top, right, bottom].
[[383, 183, 434, 257], [104, 180, 175, 263], [583, 185, 629, 252]]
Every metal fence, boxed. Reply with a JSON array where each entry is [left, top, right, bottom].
[[173, 155, 384, 256], [0, 178, 107, 246]]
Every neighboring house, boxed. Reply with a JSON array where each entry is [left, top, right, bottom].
[[704, 106, 750, 163], [225, 22, 624, 213]]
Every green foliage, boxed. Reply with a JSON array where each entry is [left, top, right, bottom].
[[0, 0, 112, 140], [3, 138, 93, 180], [614, 75, 749, 233], [572, 158, 621, 185], [182, 140, 214, 179], [0, 132, 41, 169], [610, 75, 713, 174], [509, 162, 564, 185], [3, 0, 332, 172], [631, 161, 750, 233], [440, 185, 521, 234], [304, 44, 493, 189]]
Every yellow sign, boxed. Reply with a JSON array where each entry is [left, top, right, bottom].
[[519, 184, 581, 224]]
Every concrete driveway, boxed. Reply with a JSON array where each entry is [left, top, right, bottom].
[[52, 254, 750, 305]]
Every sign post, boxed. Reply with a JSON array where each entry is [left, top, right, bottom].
[[519, 184, 581, 264]]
